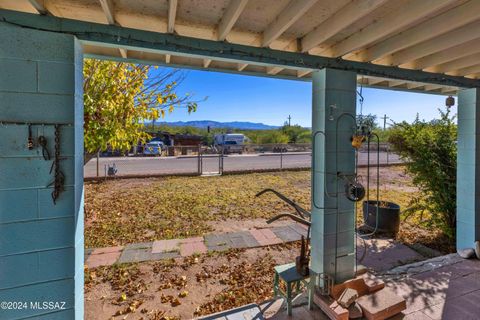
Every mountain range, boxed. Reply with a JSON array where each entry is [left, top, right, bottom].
[[156, 120, 279, 130]]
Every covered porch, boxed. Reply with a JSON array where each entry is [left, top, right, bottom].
[[1, 1, 480, 319]]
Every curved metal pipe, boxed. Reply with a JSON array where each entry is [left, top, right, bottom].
[[256, 188, 311, 219], [266, 213, 311, 227]]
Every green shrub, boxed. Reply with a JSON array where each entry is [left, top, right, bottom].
[[389, 108, 457, 238]]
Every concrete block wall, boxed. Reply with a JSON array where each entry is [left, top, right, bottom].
[[457, 88, 480, 250], [0, 23, 84, 319], [311, 68, 357, 284]]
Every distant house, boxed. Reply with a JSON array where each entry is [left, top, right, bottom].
[[146, 131, 203, 146]]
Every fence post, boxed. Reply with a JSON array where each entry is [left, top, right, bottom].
[[386, 143, 389, 165], [96, 151, 100, 177], [280, 147, 283, 170], [197, 146, 201, 175]]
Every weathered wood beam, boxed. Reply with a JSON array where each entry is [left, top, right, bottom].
[[406, 82, 425, 90], [403, 38, 480, 70], [262, 0, 317, 47], [449, 64, 480, 77], [266, 66, 283, 75], [430, 52, 480, 74], [218, 0, 248, 41], [323, 0, 457, 58], [119, 48, 128, 58], [368, 78, 387, 86], [424, 84, 443, 92], [98, 0, 115, 25], [297, 70, 311, 78], [361, 1, 480, 62], [167, 0, 178, 33], [98, 0, 124, 58], [203, 59, 212, 68], [378, 20, 480, 66], [28, 0, 48, 15], [237, 63, 248, 71], [388, 80, 405, 88], [1, 9, 478, 88], [301, 0, 388, 53]]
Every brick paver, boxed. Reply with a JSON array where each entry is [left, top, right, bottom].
[[118, 248, 179, 264], [205, 231, 260, 251], [271, 225, 304, 242], [85, 247, 123, 268], [84, 223, 433, 275], [180, 237, 208, 256], [152, 239, 181, 254], [90, 245, 124, 255], [250, 228, 283, 246]]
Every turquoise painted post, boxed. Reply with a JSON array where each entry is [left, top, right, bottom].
[[0, 23, 84, 319], [457, 88, 480, 250], [310, 69, 357, 285]]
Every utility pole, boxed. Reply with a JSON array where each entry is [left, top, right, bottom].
[[381, 114, 389, 130], [287, 115, 291, 127]]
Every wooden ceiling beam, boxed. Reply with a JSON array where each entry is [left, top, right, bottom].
[[449, 64, 480, 77], [218, 0, 248, 41], [361, 0, 480, 62], [403, 38, 480, 70], [301, 0, 388, 53], [203, 59, 212, 68], [99, 0, 128, 58], [119, 48, 127, 59], [167, 0, 178, 33], [429, 52, 480, 74], [424, 84, 443, 92], [378, 20, 480, 66], [297, 70, 311, 78], [28, 0, 48, 15], [262, 0, 317, 47], [266, 66, 283, 75], [98, 0, 115, 25], [5, 9, 480, 88], [324, 0, 457, 58], [237, 63, 248, 71]]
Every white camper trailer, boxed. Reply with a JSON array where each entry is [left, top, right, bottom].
[[214, 133, 248, 154]]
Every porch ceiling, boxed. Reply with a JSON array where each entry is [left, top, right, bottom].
[[2, 0, 480, 95]]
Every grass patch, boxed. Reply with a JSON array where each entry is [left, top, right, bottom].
[[85, 171, 310, 248], [85, 167, 453, 252]]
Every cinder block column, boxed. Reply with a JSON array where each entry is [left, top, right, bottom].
[[0, 24, 84, 318], [457, 88, 480, 250], [310, 69, 357, 284]]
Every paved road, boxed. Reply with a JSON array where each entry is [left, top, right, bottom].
[[84, 151, 401, 178]]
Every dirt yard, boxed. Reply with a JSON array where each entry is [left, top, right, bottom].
[[85, 244, 301, 320], [85, 166, 452, 252], [84, 167, 455, 319]]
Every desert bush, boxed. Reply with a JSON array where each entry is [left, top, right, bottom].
[[389, 108, 457, 238]]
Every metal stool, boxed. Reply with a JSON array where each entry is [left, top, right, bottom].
[[273, 263, 310, 316]]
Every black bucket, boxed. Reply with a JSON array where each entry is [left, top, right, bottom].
[[362, 200, 400, 234]]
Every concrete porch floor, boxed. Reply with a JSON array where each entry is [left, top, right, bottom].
[[262, 254, 480, 320]]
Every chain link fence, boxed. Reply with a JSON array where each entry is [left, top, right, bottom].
[[84, 143, 401, 179]]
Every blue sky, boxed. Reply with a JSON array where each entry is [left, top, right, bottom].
[[159, 68, 456, 128]]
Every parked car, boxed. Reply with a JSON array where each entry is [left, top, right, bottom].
[[143, 141, 164, 156]]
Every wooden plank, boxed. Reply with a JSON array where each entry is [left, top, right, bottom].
[[301, 0, 388, 52], [218, 0, 248, 41], [167, 0, 178, 33], [324, 0, 457, 57], [262, 0, 318, 47], [2, 9, 479, 88]]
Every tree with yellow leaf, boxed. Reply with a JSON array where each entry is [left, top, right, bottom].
[[83, 59, 201, 163]]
